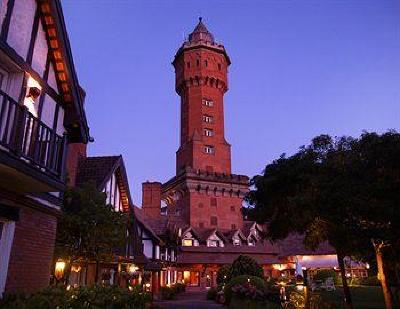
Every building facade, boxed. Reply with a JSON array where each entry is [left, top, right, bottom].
[[0, 0, 89, 296], [138, 18, 367, 293]]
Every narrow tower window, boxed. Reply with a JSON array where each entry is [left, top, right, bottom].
[[210, 216, 218, 226], [196, 59, 200, 66], [204, 145, 215, 154], [210, 197, 217, 207], [205, 60, 208, 67], [203, 99, 214, 107], [218, 63, 222, 70], [187, 62, 190, 69], [203, 115, 213, 123], [204, 128, 214, 137]]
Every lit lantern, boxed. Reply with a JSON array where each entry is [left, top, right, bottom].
[[128, 264, 139, 275], [55, 259, 66, 280], [71, 265, 81, 273]]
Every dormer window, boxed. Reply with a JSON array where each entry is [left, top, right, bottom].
[[208, 240, 219, 247], [248, 238, 256, 246], [233, 238, 241, 246], [182, 239, 193, 246]]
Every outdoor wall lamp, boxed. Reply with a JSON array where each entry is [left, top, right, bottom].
[[26, 86, 41, 100], [55, 259, 66, 280]]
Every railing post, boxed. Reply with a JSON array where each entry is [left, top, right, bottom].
[[59, 132, 68, 182], [11, 104, 28, 156]]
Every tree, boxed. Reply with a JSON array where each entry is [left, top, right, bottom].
[[246, 134, 371, 308], [229, 255, 264, 280], [55, 183, 128, 283]]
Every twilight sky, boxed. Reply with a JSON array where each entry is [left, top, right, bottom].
[[62, 0, 400, 205]]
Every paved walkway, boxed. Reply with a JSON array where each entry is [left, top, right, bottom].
[[155, 291, 224, 309]]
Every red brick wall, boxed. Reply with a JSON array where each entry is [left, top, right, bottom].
[[142, 182, 162, 220], [5, 207, 57, 294], [66, 143, 87, 186], [188, 191, 243, 231], [174, 47, 232, 175]]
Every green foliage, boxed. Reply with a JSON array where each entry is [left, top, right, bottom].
[[314, 269, 338, 282], [224, 275, 266, 304], [230, 255, 264, 280], [350, 276, 380, 286], [0, 285, 151, 309], [160, 286, 176, 300], [216, 264, 231, 285], [206, 287, 218, 300], [55, 183, 128, 269]]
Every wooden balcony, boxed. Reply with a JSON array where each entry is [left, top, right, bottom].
[[0, 90, 67, 193]]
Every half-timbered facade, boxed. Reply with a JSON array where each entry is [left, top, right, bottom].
[[0, 0, 89, 296]]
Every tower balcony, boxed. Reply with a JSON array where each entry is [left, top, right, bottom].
[[0, 90, 67, 193]]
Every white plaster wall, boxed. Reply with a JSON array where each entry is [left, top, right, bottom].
[[31, 19, 48, 77], [7, 0, 36, 59], [47, 62, 59, 93], [0, 221, 15, 297], [0, 0, 8, 29], [56, 107, 65, 135], [143, 239, 153, 258], [40, 95, 56, 128]]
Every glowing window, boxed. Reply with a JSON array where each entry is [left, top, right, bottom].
[[182, 239, 193, 246]]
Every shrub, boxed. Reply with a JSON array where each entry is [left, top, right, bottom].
[[230, 255, 264, 280], [160, 286, 176, 300], [350, 276, 380, 286], [174, 282, 186, 293], [224, 275, 266, 304], [0, 284, 151, 309], [217, 264, 232, 285], [206, 287, 218, 300]]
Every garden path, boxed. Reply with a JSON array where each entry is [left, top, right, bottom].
[[155, 291, 224, 309]]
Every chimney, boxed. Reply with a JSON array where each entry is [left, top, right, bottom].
[[66, 143, 87, 186], [142, 181, 162, 219]]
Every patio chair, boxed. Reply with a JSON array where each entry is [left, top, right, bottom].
[[324, 277, 336, 291]]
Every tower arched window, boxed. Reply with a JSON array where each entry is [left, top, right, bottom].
[[205, 60, 208, 67], [196, 59, 200, 66]]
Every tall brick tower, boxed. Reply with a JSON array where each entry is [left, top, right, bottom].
[[157, 18, 249, 231], [173, 17, 231, 175]]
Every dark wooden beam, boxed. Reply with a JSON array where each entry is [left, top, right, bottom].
[[26, 9, 40, 65]]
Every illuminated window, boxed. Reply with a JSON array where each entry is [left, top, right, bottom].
[[208, 239, 219, 247], [204, 128, 214, 136], [203, 115, 213, 123], [203, 99, 214, 107], [233, 238, 240, 246], [204, 145, 214, 154], [182, 239, 193, 246], [248, 238, 256, 246]]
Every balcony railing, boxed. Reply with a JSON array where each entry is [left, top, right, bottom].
[[0, 90, 66, 181]]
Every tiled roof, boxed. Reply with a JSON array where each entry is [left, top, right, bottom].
[[133, 206, 163, 244], [177, 251, 281, 265], [188, 17, 215, 44], [76, 156, 120, 188]]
